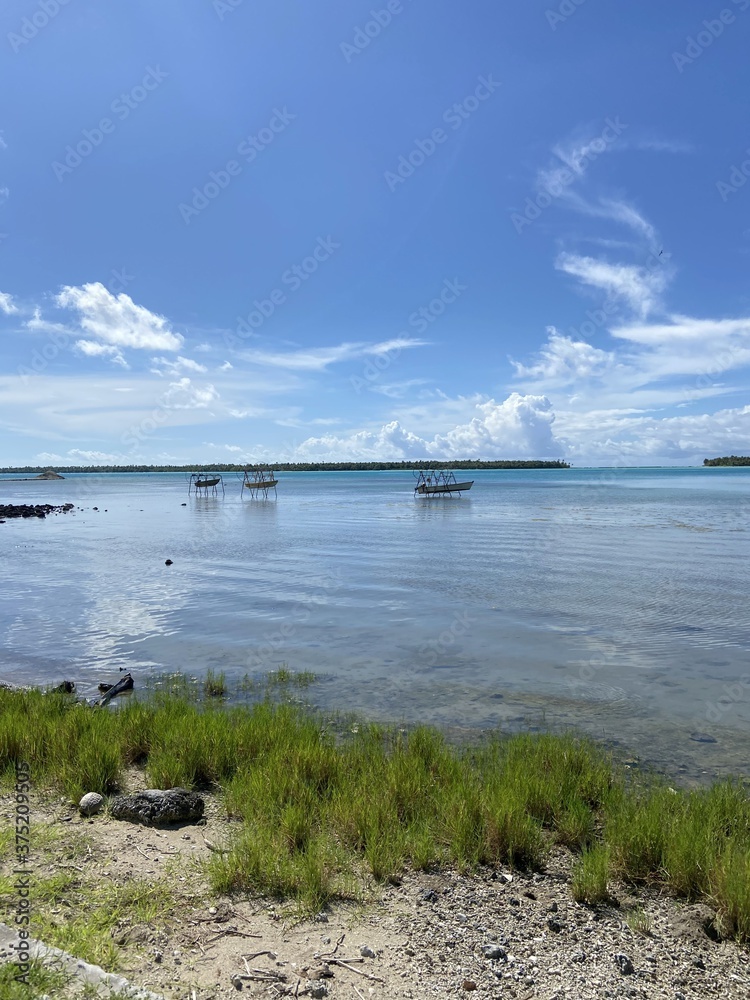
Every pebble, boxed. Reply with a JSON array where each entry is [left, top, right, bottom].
[[360, 945, 376, 958], [615, 953, 634, 975], [482, 945, 507, 961]]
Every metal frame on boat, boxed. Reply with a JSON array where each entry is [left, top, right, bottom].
[[413, 469, 474, 496], [188, 472, 225, 496], [241, 467, 279, 498]]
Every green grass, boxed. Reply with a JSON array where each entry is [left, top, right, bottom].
[[202, 669, 227, 698], [2, 680, 750, 936]]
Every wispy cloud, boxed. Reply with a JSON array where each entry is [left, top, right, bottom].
[[0, 291, 18, 315], [150, 355, 208, 376], [239, 337, 427, 372], [555, 252, 668, 318]]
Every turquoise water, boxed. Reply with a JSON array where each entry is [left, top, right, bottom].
[[1, 468, 749, 777]]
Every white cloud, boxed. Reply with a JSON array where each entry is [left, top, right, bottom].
[[150, 355, 208, 376], [555, 252, 668, 318], [56, 282, 184, 352], [295, 393, 561, 461], [240, 338, 427, 372], [557, 404, 750, 464], [512, 329, 615, 380], [74, 340, 127, 367], [0, 291, 18, 314], [162, 377, 219, 410], [218, 361, 233, 371]]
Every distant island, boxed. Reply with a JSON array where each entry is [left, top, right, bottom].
[[1, 469, 65, 482], [1, 460, 570, 473], [703, 456, 750, 467]]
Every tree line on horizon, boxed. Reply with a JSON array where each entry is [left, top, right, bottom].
[[0, 459, 571, 473], [703, 456, 750, 466]]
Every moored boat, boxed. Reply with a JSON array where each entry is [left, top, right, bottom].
[[413, 469, 474, 496]]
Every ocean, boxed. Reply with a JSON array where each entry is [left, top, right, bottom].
[[2, 467, 749, 780]]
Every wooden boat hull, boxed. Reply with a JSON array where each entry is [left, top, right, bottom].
[[244, 480, 278, 489], [415, 480, 473, 495], [195, 478, 220, 488]]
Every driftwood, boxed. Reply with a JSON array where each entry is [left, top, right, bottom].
[[97, 672, 134, 707]]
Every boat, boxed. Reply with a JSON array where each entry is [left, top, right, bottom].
[[188, 472, 225, 496], [413, 469, 474, 496], [241, 467, 279, 497]]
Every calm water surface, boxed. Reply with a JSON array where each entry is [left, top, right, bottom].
[[2, 468, 749, 779]]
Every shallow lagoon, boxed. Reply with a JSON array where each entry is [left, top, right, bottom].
[[1, 467, 749, 781]]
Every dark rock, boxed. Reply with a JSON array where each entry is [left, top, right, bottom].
[[0, 503, 75, 521], [462, 980, 477, 991], [482, 945, 507, 961], [52, 680, 76, 694], [109, 788, 204, 826], [690, 732, 717, 744], [165, 559, 173, 566], [420, 889, 438, 903], [523, 890, 537, 900], [692, 957, 706, 970], [547, 901, 558, 913], [547, 916, 564, 933], [615, 953, 634, 975], [509, 897, 520, 907]]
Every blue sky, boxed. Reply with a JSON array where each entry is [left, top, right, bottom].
[[1, 0, 749, 466]]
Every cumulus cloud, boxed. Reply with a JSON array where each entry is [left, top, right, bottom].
[[295, 393, 561, 461], [512, 329, 615, 380], [0, 291, 18, 314], [555, 252, 668, 318], [162, 377, 219, 410], [56, 282, 184, 352], [557, 404, 750, 464]]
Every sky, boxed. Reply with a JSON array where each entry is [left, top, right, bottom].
[[1, 0, 749, 467]]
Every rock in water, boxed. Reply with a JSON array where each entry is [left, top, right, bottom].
[[79, 792, 105, 816], [690, 732, 717, 743], [110, 788, 204, 825]]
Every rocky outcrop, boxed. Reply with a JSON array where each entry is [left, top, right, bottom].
[[0, 503, 74, 521], [109, 788, 204, 826]]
